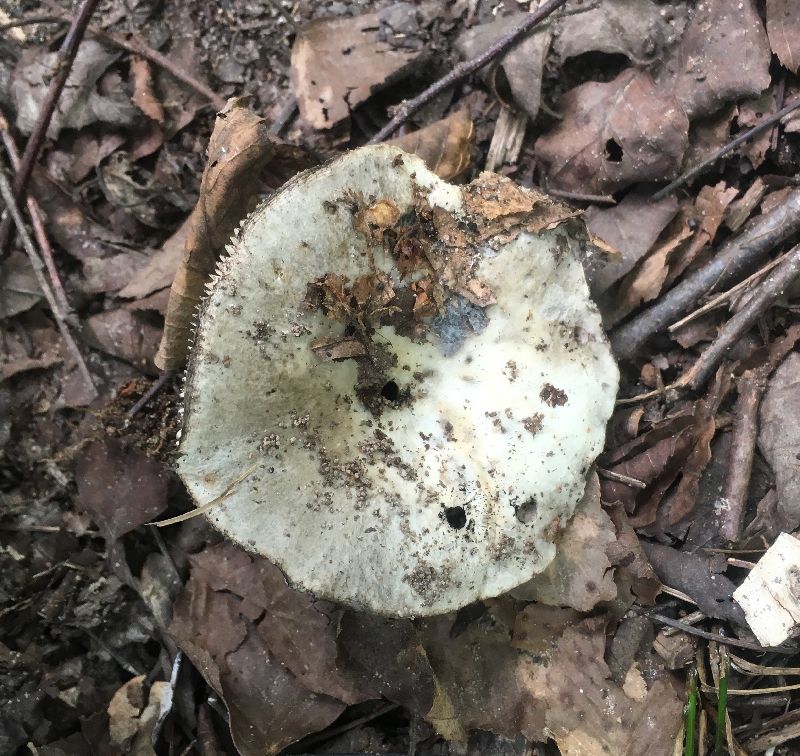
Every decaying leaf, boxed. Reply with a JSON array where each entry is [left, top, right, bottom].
[[535, 69, 689, 195], [641, 542, 746, 626], [585, 191, 678, 296], [85, 309, 161, 374], [388, 108, 474, 179], [169, 543, 365, 755], [107, 675, 168, 755], [455, 13, 551, 120], [421, 607, 683, 756], [658, 0, 771, 119], [759, 352, 800, 530], [0, 318, 62, 382], [0, 250, 42, 318], [767, 0, 800, 74], [291, 7, 423, 129], [155, 98, 315, 370], [512, 473, 618, 612], [130, 56, 165, 123], [552, 0, 687, 66], [76, 438, 168, 540], [11, 40, 137, 137]]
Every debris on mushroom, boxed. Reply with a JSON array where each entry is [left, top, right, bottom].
[[176, 145, 619, 617]]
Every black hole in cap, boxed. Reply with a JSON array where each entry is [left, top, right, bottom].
[[604, 138, 623, 162], [381, 380, 400, 401], [444, 506, 467, 529], [515, 497, 538, 525]]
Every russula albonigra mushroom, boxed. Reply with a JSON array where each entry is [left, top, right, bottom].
[[176, 145, 618, 617]]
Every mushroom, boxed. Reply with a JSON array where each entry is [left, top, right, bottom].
[[177, 145, 618, 617]]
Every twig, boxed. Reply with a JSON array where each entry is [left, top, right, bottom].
[[367, 0, 569, 144], [653, 96, 800, 200], [0, 170, 97, 399], [647, 613, 792, 653], [127, 370, 174, 417], [719, 371, 767, 543], [611, 186, 800, 361], [87, 27, 226, 111], [0, 0, 100, 257], [596, 467, 647, 489], [0, 115, 71, 318], [546, 187, 617, 205], [675, 243, 800, 390], [668, 253, 788, 333], [0, 15, 63, 32], [268, 96, 298, 136]]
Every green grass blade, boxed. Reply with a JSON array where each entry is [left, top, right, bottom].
[[715, 655, 729, 756], [685, 669, 698, 756]]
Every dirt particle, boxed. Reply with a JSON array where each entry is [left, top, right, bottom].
[[540, 383, 567, 407]]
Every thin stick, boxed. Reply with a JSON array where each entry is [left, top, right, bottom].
[[0, 15, 63, 31], [653, 96, 800, 200], [596, 467, 647, 489], [0, 0, 100, 257], [0, 170, 96, 398], [718, 371, 766, 543], [152, 463, 259, 527], [669, 253, 788, 333], [611, 186, 800, 361], [676, 243, 800, 390], [0, 116, 71, 317], [546, 187, 617, 205], [87, 27, 226, 111], [127, 371, 174, 417], [367, 0, 569, 144], [647, 613, 791, 653]]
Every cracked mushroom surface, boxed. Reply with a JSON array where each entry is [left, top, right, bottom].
[[177, 145, 618, 617]]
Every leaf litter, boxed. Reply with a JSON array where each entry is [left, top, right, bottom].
[[4, 0, 800, 753]]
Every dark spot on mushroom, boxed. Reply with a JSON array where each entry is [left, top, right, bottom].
[[585, 580, 597, 592], [604, 138, 623, 162], [540, 383, 567, 407], [444, 506, 467, 529], [515, 497, 538, 524], [381, 380, 400, 402]]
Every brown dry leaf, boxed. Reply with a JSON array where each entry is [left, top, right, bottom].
[[130, 56, 164, 123], [11, 40, 137, 137], [388, 108, 474, 179], [0, 250, 42, 318], [291, 8, 423, 130], [585, 191, 678, 296], [512, 473, 618, 611], [604, 503, 661, 605], [455, 12, 551, 119], [155, 98, 311, 371], [736, 94, 776, 169], [545, 619, 683, 756], [664, 181, 739, 287], [82, 250, 151, 294], [188, 544, 370, 704], [767, 0, 800, 73], [336, 611, 436, 713], [119, 217, 191, 301], [608, 209, 693, 325], [641, 542, 745, 626], [85, 309, 161, 374], [170, 544, 351, 755], [682, 104, 736, 171], [601, 410, 698, 523], [553, 0, 687, 66], [535, 69, 689, 195], [658, 0, 771, 119], [0, 319, 62, 381], [107, 675, 168, 755], [76, 438, 168, 540], [759, 351, 800, 530], [422, 608, 683, 755]]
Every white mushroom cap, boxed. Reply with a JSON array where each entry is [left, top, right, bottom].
[[177, 146, 618, 617]]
